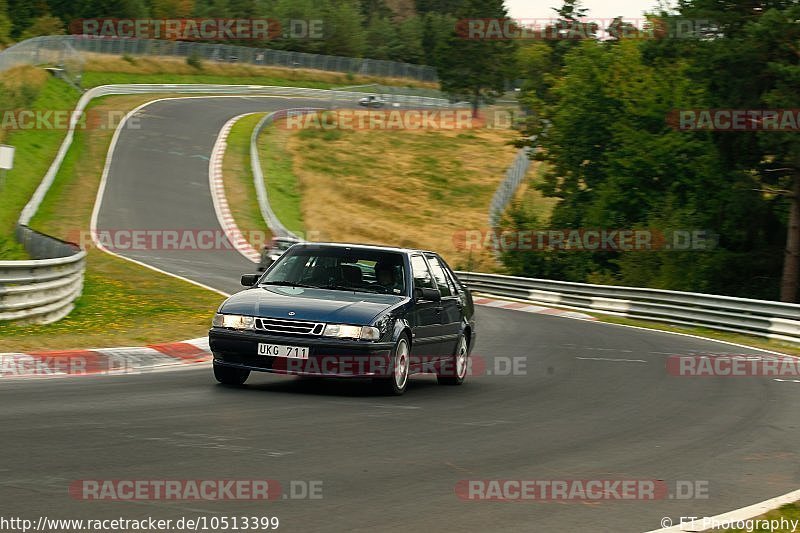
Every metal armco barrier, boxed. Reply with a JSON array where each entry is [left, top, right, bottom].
[[456, 271, 800, 344], [0, 226, 86, 324], [250, 108, 321, 240]]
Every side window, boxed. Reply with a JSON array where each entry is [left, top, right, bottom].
[[442, 261, 462, 294], [410, 255, 434, 289], [425, 255, 454, 297]]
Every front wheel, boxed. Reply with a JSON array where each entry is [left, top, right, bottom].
[[437, 335, 468, 386], [214, 362, 250, 386], [375, 335, 410, 395]]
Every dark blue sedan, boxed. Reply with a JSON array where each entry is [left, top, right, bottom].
[[209, 243, 476, 394]]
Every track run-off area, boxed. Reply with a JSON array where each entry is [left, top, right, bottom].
[[3, 96, 800, 532]]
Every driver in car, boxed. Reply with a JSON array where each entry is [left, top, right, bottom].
[[374, 262, 402, 294]]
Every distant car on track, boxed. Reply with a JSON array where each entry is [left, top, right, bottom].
[[358, 95, 386, 108], [209, 243, 476, 395], [258, 236, 301, 272]]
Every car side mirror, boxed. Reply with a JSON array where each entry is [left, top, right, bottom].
[[414, 287, 441, 302], [241, 274, 260, 287]]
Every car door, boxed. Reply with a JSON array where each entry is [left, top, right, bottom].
[[408, 254, 444, 362], [425, 254, 462, 357]]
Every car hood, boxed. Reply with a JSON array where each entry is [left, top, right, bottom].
[[220, 286, 406, 325]]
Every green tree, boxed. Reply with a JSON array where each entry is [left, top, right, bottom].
[[506, 39, 782, 297], [320, 0, 366, 57], [419, 11, 454, 67], [20, 14, 65, 40], [270, 0, 322, 52], [7, 0, 45, 38], [435, 0, 517, 116], [388, 15, 424, 63], [364, 14, 394, 59], [0, 0, 11, 45], [674, 0, 800, 301], [605, 16, 642, 41], [733, 5, 799, 302]]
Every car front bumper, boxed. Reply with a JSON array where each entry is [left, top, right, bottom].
[[209, 328, 395, 378]]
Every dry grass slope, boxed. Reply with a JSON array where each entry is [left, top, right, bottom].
[[280, 123, 532, 271]]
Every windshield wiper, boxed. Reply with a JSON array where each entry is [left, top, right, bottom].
[[317, 284, 358, 292], [259, 281, 317, 288]]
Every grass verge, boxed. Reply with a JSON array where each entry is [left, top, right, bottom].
[[0, 68, 79, 260], [257, 123, 306, 235], [222, 113, 272, 249]]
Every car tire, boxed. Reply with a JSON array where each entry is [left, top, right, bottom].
[[437, 334, 468, 386], [375, 335, 410, 395], [214, 362, 250, 386]]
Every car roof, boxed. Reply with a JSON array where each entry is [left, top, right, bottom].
[[291, 241, 435, 256]]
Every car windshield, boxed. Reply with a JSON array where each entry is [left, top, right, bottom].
[[261, 247, 407, 295]]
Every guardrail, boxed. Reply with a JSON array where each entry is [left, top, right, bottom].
[[456, 271, 800, 344], [250, 108, 321, 240], [0, 226, 86, 324]]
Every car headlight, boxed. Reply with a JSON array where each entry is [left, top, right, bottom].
[[323, 324, 380, 340], [360, 326, 381, 341], [212, 314, 255, 330]]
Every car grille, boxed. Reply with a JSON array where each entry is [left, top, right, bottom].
[[254, 317, 325, 336]]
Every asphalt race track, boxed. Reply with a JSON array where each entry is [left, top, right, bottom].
[[3, 97, 800, 532]]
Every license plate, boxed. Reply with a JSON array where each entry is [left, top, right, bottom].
[[258, 343, 309, 359]]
